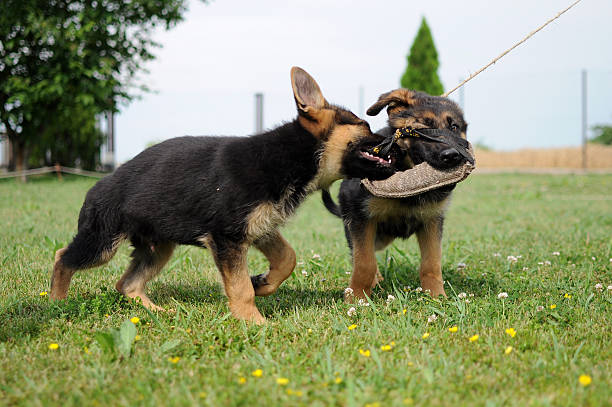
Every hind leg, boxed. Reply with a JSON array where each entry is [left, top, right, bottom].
[[251, 230, 296, 296], [115, 242, 175, 311], [346, 220, 378, 302], [50, 233, 124, 300]]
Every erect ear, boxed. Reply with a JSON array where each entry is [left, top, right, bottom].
[[291, 67, 326, 114], [366, 89, 416, 116]]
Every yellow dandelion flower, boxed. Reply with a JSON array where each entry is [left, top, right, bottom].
[[359, 349, 371, 357], [83, 346, 90, 354], [407, 361, 414, 366], [403, 397, 414, 405], [134, 335, 142, 341], [365, 402, 381, 407], [307, 328, 312, 333], [469, 334, 479, 342], [578, 374, 592, 387], [168, 356, 180, 364], [276, 377, 289, 385], [505, 328, 517, 338], [549, 304, 556, 309], [238, 377, 247, 384], [48, 343, 59, 350], [347, 324, 357, 331], [564, 293, 571, 299], [380, 344, 392, 351], [448, 326, 458, 333], [199, 392, 207, 399], [402, 309, 407, 315], [186, 328, 192, 333], [251, 369, 263, 377], [334, 377, 343, 384], [422, 332, 430, 339], [504, 346, 513, 354], [39, 291, 48, 296], [286, 389, 303, 397], [130, 317, 140, 324], [390, 341, 396, 346]]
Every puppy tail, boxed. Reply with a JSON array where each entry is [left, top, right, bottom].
[[321, 189, 341, 218]]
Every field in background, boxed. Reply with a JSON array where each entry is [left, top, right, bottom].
[[475, 143, 612, 169], [0, 174, 611, 406]]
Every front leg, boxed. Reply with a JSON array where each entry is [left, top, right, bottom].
[[347, 219, 378, 302], [251, 230, 296, 296], [209, 238, 265, 324], [416, 217, 446, 298]]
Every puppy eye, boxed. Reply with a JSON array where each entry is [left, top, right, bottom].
[[450, 124, 459, 132]]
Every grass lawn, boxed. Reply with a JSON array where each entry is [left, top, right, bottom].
[[0, 173, 611, 406]]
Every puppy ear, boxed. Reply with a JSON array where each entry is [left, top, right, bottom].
[[291, 67, 326, 114], [366, 89, 416, 116]]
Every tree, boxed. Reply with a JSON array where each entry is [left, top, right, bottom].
[[400, 17, 444, 95], [0, 0, 200, 174], [591, 124, 612, 145]]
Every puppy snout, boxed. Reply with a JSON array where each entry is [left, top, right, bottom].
[[440, 148, 462, 167]]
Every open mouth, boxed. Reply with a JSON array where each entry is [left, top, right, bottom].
[[359, 149, 393, 167]]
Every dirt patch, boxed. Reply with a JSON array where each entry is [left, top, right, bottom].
[[475, 144, 612, 170]]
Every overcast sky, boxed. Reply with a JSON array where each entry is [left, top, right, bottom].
[[114, 0, 612, 162]]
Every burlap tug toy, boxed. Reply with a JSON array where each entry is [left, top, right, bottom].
[[362, 126, 476, 198]]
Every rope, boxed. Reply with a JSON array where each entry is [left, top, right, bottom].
[[0, 166, 107, 179], [442, 0, 583, 97]]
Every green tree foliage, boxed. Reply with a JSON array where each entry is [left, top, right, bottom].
[[591, 124, 612, 145], [400, 17, 444, 95], [0, 0, 196, 173]]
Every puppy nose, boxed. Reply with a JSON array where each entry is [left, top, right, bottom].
[[440, 148, 462, 166]]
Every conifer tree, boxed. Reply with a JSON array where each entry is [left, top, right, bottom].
[[400, 17, 444, 95]]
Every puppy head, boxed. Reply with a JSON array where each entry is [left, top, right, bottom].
[[290, 67, 402, 186], [368, 89, 468, 170]]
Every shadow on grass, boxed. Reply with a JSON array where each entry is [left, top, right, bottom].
[[1, 263, 501, 343]]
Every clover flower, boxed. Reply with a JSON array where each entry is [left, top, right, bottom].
[[386, 295, 395, 304], [497, 292, 508, 299], [458, 292, 467, 299], [427, 314, 437, 323], [347, 307, 356, 317], [595, 283, 603, 291]]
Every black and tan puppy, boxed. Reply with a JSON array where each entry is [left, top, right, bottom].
[[323, 89, 468, 300], [50, 67, 401, 323]]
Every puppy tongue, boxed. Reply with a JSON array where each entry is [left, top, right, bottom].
[[362, 144, 475, 198]]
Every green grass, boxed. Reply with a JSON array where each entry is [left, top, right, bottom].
[[0, 174, 611, 406]]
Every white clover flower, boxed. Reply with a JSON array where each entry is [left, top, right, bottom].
[[591, 256, 596, 261], [312, 253, 321, 260], [347, 307, 356, 317], [544, 260, 551, 266], [386, 295, 395, 304], [507, 256, 518, 263], [357, 298, 370, 307], [497, 292, 509, 299], [493, 253, 501, 257], [607, 285, 612, 291], [345, 272, 351, 275], [595, 283, 603, 291], [552, 251, 560, 256], [457, 262, 466, 270], [458, 292, 467, 299], [465, 299, 470, 304], [301, 269, 308, 276], [538, 262, 544, 266], [344, 287, 354, 296], [415, 287, 423, 293], [522, 267, 529, 271], [536, 305, 544, 312], [469, 293, 474, 297], [427, 314, 438, 323]]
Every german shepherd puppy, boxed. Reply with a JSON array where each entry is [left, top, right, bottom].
[[322, 89, 468, 301], [50, 68, 401, 323]]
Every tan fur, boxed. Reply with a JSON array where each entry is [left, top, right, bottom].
[[417, 220, 445, 297], [347, 220, 378, 301], [367, 196, 450, 223], [115, 242, 176, 312], [253, 231, 297, 296], [318, 124, 369, 189], [210, 242, 265, 324], [245, 201, 290, 242]]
